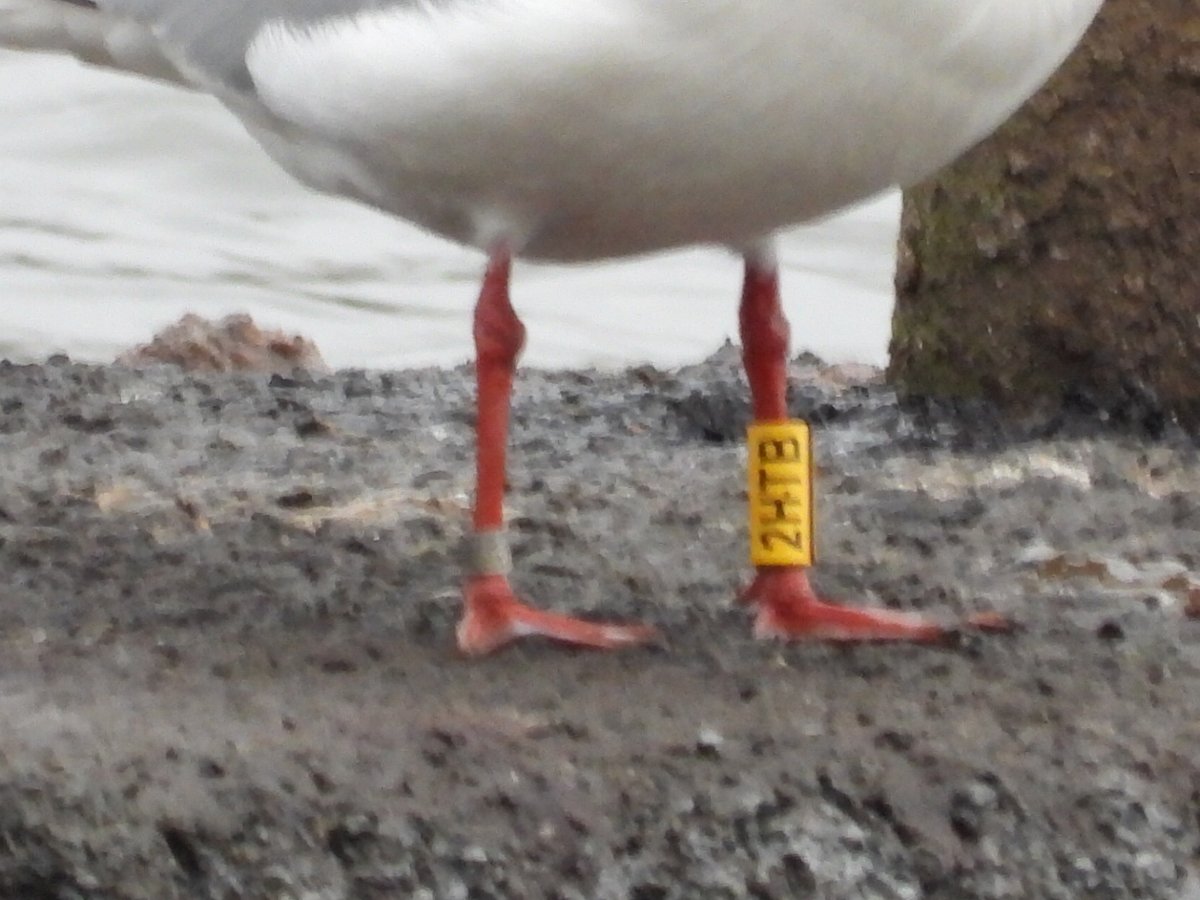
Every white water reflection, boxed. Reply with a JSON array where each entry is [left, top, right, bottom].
[[0, 51, 900, 370]]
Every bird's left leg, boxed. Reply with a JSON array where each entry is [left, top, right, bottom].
[[737, 249, 944, 641], [456, 247, 658, 655]]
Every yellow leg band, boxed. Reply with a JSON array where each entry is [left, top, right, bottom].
[[747, 421, 814, 567]]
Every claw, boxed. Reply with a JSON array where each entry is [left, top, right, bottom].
[[458, 574, 658, 655]]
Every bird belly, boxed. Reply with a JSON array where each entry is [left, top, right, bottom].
[[243, 0, 1104, 262]]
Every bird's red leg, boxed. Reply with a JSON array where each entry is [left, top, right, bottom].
[[737, 253, 944, 642], [456, 248, 658, 655]]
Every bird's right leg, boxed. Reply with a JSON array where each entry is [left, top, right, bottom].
[[456, 247, 658, 655]]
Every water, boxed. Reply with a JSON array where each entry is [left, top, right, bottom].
[[0, 51, 902, 371]]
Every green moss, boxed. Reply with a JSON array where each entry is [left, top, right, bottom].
[[889, 297, 994, 401], [889, 112, 1069, 401]]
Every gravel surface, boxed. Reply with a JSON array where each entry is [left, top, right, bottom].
[[0, 348, 1197, 899]]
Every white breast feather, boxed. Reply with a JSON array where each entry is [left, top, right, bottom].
[[246, 0, 646, 142], [241, 0, 1103, 258]]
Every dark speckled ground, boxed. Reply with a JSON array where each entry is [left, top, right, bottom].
[[0, 349, 1197, 898]]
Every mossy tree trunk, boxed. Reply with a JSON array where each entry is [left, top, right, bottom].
[[889, 0, 1200, 429]]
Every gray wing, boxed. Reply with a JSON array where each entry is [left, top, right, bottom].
[[95, 0, 421, 91]]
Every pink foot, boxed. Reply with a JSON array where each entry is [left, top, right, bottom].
[[741, 568, 945, 642], [457, 575, 659, 655]]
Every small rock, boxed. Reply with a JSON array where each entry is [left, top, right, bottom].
[[696, 725, 724, 758], [1096, 620, 1125, 641], [117, 313, 327, 374]]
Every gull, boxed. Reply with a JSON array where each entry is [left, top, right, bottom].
[[0, 0, 1105, 653]]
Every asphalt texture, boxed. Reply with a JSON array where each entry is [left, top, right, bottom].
[[0, 347, 1197, 899]]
